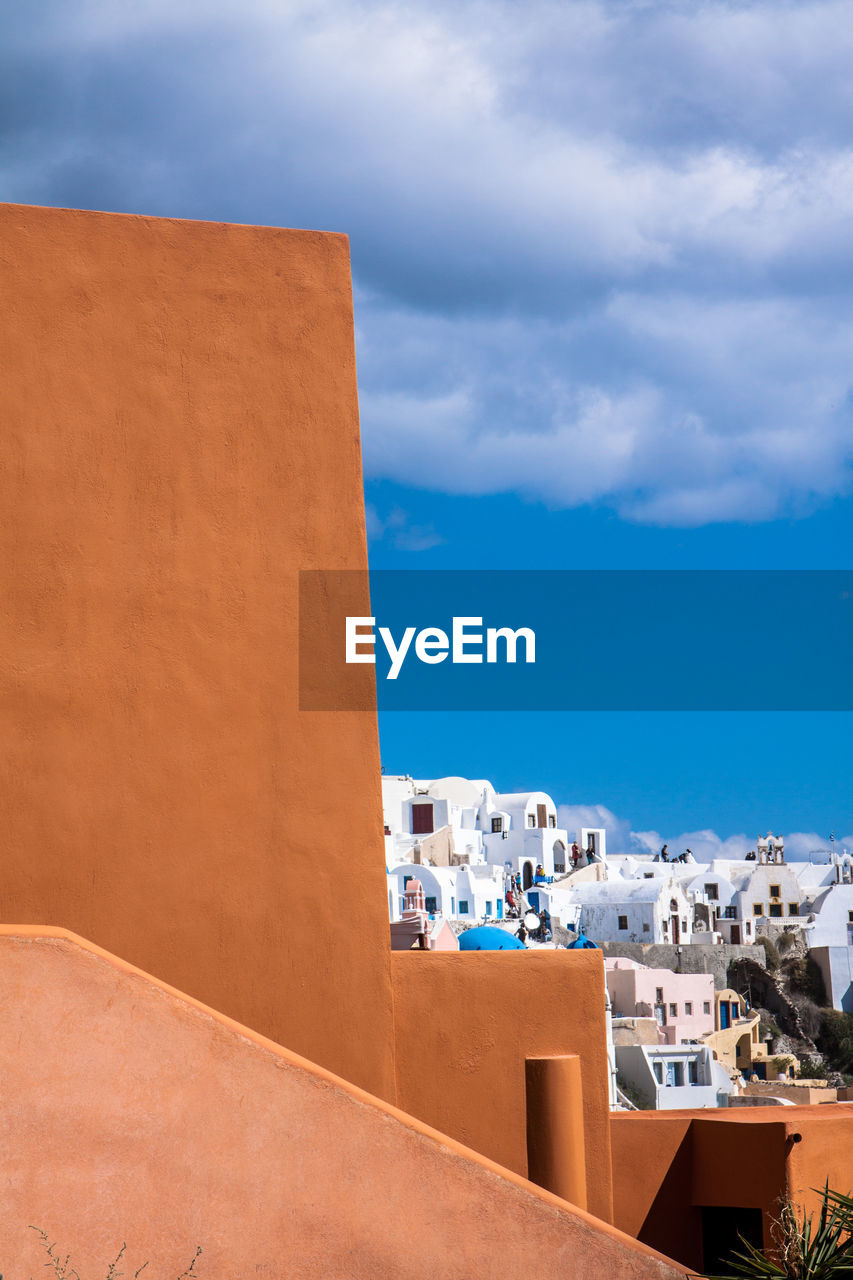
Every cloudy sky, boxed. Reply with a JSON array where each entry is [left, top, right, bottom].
[[3, 0, 851, 847]]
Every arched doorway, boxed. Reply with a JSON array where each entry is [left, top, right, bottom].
[[523, 862, 533, 891], [670, 898, 680, 944], [553, 841, 566, 873]]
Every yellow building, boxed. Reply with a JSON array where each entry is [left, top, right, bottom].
[[703, 989, 797, 1081]]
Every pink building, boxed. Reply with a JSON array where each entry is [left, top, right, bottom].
[[606, 958, 715, 1045], [389, 879, 460, 951]]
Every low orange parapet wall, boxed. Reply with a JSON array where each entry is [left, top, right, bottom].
[[611, 1105, 853, 1274], [0, 927, 687, 1280], [392, 948, 615, 1223]]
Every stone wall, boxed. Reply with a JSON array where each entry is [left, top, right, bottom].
[[600, 941, 763, 990]]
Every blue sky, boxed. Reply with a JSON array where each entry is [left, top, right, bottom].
[[3, 0, 851, 853]]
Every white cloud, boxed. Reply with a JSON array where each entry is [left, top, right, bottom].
[[5, 0, 853, 523], [365, 503, 443, 551], [558, 801, 853, 861]]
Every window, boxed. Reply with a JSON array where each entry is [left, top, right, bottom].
[[403, 875, 412, 889], [682, 919, 688, 932], [411, 803, 434, 835], [491, 817, 503, 833], [425, 896, 437, 914], [745, 922, 752, 935], [753, 903, 763, 916], [848, 911, 853, 923], [458, 899, 469, 914], [703, 1001, 711, 1015], [688, 1060, 699, 1085], [618, 915, 628, 930], [653, 1061, 663, 1084], [788, 903, 799, 916], [769, 904, 782, 917], [527, 814, 536, 828], [549, 814, 556, 828], [655, 987, 664, 1003], [485, 901, 492, 917], [643, 923, 650, 933], [724, 905, 737, 919], [685, 1002, 693, 1016], [662, 919, 668, 932], [770, 884, 781, 899], [669, 1003, 678, 1017], [668, 1061, 684, 1087], [705, 883, 719, 900]]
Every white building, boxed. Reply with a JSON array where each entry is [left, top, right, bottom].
[[567, 877, 694, 946], [803, 874, 853, 1012], [615, 1043, 730, 1110], [382, 774, 599, 894], [733, 859, 804, 929], [387, 861, 506, 924], [805, 880, 853, 949]]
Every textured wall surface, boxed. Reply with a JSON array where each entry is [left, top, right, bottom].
[[0, 930, 688, 1280], [611, 1105, 853, 1271], [0, 203, 395, 1099], [392, 949, 615, 1223]]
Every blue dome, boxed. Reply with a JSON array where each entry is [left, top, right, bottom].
[[459, 926, 527, 951], [567, 931, 598, 949]]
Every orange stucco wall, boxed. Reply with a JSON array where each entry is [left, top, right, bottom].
[[611, 1113, 694, 1238], [0, 202, 395, 1100], [392, 949, 615, 1223], [0, 929, 688, 1280], [612, 1106, 853, 1271]]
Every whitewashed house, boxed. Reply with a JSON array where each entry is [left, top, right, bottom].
[[567, 877, 694, 945], [615, 1043, 731, 1110], [803, 875, 853, 1012], [387, 861, 506, 924], [732, 854, 804, 929], [479, 790, 579, 885], [381, 774, 586, 890]]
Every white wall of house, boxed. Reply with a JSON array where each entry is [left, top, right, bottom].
[[734, 864, 804, 926], [569, 879, 694, 945], [810, 946, 853, 1013], [615, 1044, 722, 1110], [387, 861, 505, 923], [807, 883, 853, 948], [382, 776, 571, 879]]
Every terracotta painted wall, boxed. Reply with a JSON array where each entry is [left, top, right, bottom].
[[612, 1107, 853, 1270], [0, 203, 395, 1100], [392, 949, 615, 1223], [0, 929, 688, 1280], [785, 1106, 853, 1212]]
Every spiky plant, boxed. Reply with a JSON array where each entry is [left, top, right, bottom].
[[707, 1185, 853, 1279]]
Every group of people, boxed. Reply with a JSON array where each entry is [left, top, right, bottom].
[[505, 871, 524, 918], [570, 841, 599, 870], [515, 908, 552, 946], [655, 844, 693, 864]]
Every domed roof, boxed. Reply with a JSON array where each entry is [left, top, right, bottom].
[[458, 926, 526, 951]]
